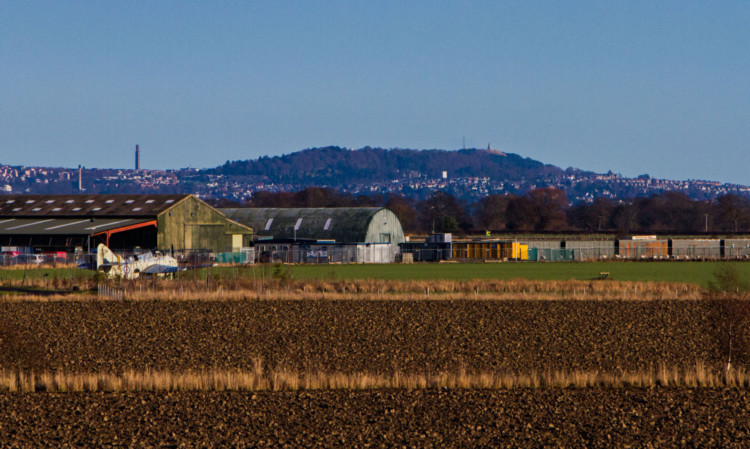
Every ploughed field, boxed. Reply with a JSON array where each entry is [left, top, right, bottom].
[[2, 297, 747, 447], [0, 299, 729, 373], [1, 389, 749, 447]]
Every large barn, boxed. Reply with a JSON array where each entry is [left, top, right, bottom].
[[220, 207, 405, 263], [0, 194, 253, 254]]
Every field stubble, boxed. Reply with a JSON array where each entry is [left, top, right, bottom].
[[1, 278, 749, 447], [1, 277, 702, 302], [0, 294, 738, 375]]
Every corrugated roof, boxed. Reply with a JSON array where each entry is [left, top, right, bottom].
[[0, 218, 153, 235], [220, 207, 385, 243], [0, 194, 189, 217]]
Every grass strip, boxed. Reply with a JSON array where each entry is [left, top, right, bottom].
[[2, 363, 748, 392]]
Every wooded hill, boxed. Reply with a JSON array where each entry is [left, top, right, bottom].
[[210, 146, 569, 184]]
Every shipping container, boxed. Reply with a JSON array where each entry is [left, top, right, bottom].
[[721, 239, 750, 259], [616, 239, 669, 259], [669, 239, 722, 259], [564, 240, 615, 260], [451, 241, 528, 261]]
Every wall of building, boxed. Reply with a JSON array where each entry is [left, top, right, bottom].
[[364, 209, 406, 245], [157, 196, 252, 252]]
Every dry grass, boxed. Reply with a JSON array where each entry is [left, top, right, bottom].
[[1, 362, 747, 392], [2, 278, 703, 302]]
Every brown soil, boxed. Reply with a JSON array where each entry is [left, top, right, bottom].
[[0, 389, 748, 448], [0, 299, 734, 373]]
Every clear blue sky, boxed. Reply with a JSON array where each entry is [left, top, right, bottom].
[[2, 1, 748, 184]]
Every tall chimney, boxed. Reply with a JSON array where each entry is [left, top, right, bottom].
[[135, 144, 141, 171], [78, 165, 83, 191]]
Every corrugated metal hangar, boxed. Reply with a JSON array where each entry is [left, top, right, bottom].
[[220, 207, 405, 244], [0, 194, 253, 253], [220, 207, 405, 263]]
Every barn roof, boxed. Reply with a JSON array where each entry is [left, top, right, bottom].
[[0, 194, 189, 217], [0, 217, 153, 235], [220, 207, 386, 243]]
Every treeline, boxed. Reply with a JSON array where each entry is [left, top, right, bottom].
[[207, 187, 750, 235]]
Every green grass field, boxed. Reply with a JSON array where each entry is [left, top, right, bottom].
[[0, 267, 94, 282], [2, 261, 749, 288], [283, 261, 750, 287]]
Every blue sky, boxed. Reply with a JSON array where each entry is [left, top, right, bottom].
[[2, 1, 749, 184]]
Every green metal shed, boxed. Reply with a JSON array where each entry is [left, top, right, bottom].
[[219, 207, 405, 245]]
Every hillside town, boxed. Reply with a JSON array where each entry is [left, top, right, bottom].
[[1, 162, 749, 204]]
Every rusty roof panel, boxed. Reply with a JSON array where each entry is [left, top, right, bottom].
[[0, 194, 189, 217]]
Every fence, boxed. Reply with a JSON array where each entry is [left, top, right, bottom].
[[98, 284, 125, 299], [254, 244, 397, 264], [0, 252, 80, 267], [4, 240, 750, 269]]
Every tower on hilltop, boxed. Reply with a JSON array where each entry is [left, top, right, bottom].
[[135, 144, 141, 171]]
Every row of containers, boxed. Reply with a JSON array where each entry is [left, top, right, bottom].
[[399, 234, 750, 262]]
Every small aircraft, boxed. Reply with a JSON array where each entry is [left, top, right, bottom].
[[93, 243, 180, 280]]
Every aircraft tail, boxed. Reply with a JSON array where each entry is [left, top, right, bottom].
[[96, 243, 122, 268]]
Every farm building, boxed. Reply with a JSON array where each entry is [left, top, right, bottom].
[[220, 207, 405, 263], [0, 194, 253, 254]]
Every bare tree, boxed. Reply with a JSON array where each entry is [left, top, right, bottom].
[[706, 265, 750, 373]]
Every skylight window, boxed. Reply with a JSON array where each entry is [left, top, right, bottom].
[[72, 208, 81, 211], [146, 199, 155, 203], [165, 199, 175, 204], [52, 208, 61, 212], [85, 200, 94, 203], [45, 200, 54, 204], [5, 200, 14, 204], [12, 208, 20, 212], [264, 218, 274, 231], [133, 207, 142, 211], [125, 200, 134, 204], [32, 208, 41, 212], [25, 200, 35, 204], [324, 218, 332, 231], [92, 207, 101, 211], [105, 200, 114, 204], [294, 218, 303, 231], [65, 200, 74, 204]]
